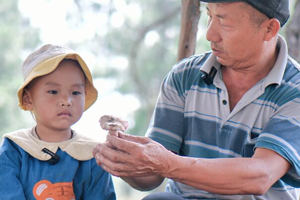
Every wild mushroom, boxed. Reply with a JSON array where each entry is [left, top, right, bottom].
[[99, 115, 129, 136]]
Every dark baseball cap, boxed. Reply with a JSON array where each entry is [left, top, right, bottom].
[[200, 0, 290, 27]]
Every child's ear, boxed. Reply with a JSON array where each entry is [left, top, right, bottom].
[[22, 89, 33, 110]]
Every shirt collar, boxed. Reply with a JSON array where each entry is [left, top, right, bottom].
[[4, 127, 98, 161], [264, 35, 288, 87]]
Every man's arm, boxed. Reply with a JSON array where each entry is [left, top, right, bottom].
[[165, 147, 290, 195], [121, 175, 165, 191], [94, 133, 291, 195]]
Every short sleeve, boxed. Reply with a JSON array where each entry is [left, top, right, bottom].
[[146, 55, 205, 153], [255, 98, 300, 187]]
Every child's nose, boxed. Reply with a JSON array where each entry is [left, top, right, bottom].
[[59, 95, 72, 107]]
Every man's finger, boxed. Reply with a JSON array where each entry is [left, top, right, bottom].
[[93, 141, 113, 157], [118, 131, 150, 144], [107, 134, 146, 153], [97, 142, 134, 165]]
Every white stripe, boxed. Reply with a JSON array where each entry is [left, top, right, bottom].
[[163, 84, 180, 96], [185, 112, 222, 123], [253, 99, 279, 111], [190, 85, 217, 94], [157, 103, 184, 113], [282, 79, 300, 89], [185, 140, 241, 158], [147, 127, 182, 142]]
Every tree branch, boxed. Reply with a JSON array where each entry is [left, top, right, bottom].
[[286, 0, 300, 62], [177, 0, 201, 61]]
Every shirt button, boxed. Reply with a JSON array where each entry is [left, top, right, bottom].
[[222, 100, 227, 105]]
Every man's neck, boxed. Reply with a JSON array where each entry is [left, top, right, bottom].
[[222, 43, 279, 111]]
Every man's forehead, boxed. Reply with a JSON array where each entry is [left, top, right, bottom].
[[206, 2, 247, 18], [206, 2, 244, 10]]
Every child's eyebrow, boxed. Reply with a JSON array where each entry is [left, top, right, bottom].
[[45, 82, 60, 86], [45, 82, 85, 87], [72, 83, 85, 88]]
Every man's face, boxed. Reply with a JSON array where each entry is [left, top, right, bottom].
[[206, 2, 266, 69]]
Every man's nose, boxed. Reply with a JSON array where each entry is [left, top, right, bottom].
[[206, 20, 221, 43]]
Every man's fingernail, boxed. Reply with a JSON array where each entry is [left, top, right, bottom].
[[96, 154, 101, 160]]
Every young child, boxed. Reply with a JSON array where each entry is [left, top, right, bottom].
[[0, 44, 116, 200]]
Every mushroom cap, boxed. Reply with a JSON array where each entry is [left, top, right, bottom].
[[99, 115, 129, 131]]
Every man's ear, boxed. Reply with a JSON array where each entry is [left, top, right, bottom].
[[22, 89, 33, 111], [263, 18, 281, 41]]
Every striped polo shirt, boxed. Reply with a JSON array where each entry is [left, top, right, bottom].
[[147, 35, 300, 200]]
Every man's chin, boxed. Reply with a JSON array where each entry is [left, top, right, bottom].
[[216, 57, 229, 66]]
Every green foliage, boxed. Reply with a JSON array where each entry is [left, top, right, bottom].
[[0, 0, 40, 136], [86, 0, 183, 135], [2, 0, 297, 139]]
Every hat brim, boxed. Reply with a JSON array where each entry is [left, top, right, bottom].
[[18, 53, 98, 111]]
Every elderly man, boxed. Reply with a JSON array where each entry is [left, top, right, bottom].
[[94, 0, 300, 199]]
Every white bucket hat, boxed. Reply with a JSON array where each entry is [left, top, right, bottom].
[[18, 44, 98, 111]]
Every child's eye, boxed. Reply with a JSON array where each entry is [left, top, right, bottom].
[[72, 91, 81, 95], [48, 90, 58, 94]]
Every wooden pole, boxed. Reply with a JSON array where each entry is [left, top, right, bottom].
[[177, 0, 201, 61], [286, 0, 300, 62]]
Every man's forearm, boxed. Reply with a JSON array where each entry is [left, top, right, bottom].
[[160, 148, 290, 195], [121, 175, 165, 191]]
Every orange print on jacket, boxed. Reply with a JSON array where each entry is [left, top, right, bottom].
[[33, 180, 75, 200]]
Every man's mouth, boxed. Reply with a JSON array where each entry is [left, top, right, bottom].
[[212, 47, 222, 53]]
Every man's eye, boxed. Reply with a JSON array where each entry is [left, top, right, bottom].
[[72, 91, 81, 95], [48, 90, 58, 94], [222, 24, 232, 29]]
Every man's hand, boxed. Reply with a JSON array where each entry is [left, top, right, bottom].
[[93, 132, 174, 177]]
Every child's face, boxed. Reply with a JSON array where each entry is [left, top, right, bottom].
[[24, 60, 86, 133]]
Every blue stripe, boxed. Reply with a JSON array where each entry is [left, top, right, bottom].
[[157, 103, 184, 110], [251, 101, 278, 111], [292, 99, 300, 104], [189, 87, 219, 95], [185, 110, 222, 121]]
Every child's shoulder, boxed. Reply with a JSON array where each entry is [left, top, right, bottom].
[[2, 128, 34, 150], [1, 128, 101, 161], [0, 129, 30, 158], [3, 128, 32, 141]]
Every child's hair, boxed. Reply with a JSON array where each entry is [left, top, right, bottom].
[[18, 44, 98, 111]]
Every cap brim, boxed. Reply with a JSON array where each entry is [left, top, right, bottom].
[[18, 53, 98, 111]]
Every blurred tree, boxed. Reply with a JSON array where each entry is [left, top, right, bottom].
[[286, 0, 300, 62], [177, 0, 201, 61], [1, 0, 298, 140], [87, 0, 184, 136], [0, 0, 40, 135]]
